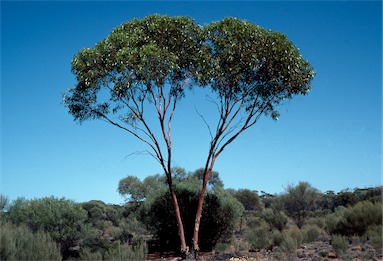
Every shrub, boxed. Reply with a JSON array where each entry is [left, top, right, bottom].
[[302, 224, 321, 243], [0, 221, 61, 260], [233, 189, 264, 211], [214, 242, 230, 253], [261, 208, 288, 231], [103, 240, 147, 261], [6, 196, 97, 259], [280, 234, 298, 258], [334, 201, 382, 236], [271, 229, 283, 247], [331, 234, 349, 255], [232, 238, 250, 252], [245, 221, 273, 250], [287, 227, 303, 246], [279, 182, 322, 228], [364, 224, 382, 250], [80, 237, 147, 261], [144, 186, 243, 251], [324, 209, 344, 234], [305, 216, 326, 229]]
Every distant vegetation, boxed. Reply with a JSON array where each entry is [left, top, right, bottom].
[[1, 169, 381, 260]]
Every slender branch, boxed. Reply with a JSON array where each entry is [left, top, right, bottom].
[[214, 104, 267, 158], [195, 106, 214, 140], [96, 111, 162, 160], [124, 150, 162, 164]]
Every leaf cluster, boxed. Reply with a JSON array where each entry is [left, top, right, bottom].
[[65, 15, 206, 123]]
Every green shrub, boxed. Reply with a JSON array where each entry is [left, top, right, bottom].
[[271, 229, 283, 247], [103, 241, 147, 261], [305, 216, 326, 229], [245, 221, 273, 250], [334, 201, 382, 236], [232, 238, 249, 252], [287, 227, 303, 246], [145, 187, 243, 251], [232, 189, 264, 211], [6, 197, 97, 259], [331, 234, 349, 255], [214, 242, 229, 253], [302, 224, 321, 243], [280, 234, 298, 258], [0, 221, 61, 260], [324, 209, 344, 234], [364, 224, 382, 250], [80, 238, 147, 261], [79, 248, 103, 261], [261, 208, 288, 231]]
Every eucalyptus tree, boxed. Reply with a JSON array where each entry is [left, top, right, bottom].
[[64, 14, 314, 257]]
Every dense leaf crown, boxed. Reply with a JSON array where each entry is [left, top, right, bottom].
[[205, 18, 314, 117], [64, 15, 314, 122]]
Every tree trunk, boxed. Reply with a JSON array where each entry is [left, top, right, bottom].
[[169, 186, 188, 255], [192, 164, 214, 258]]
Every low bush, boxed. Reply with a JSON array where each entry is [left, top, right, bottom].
[[0, 221, 61, 260], [331, 234, 349, 255], [79, 238, 147, 260], [286, 227, 303, 247], [302, 224, 321, 243], [305, 216, 326, 229], [364, 224, 382, 250], [6, 197, 96, 259], [280, 234, 298, 258], [261, 208, 288, 231], [214, 242, 230, 253], [333, 201, 382, 236], [245, 221, 273, 250]]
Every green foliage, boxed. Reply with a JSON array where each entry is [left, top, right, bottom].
[[80, 239, 147, 261], [118, 176, 146, 202], [118, 168, 233, 251], [214, 242, 230, 253], [64, 15, 314, 124], [245, 220, 273, 250], [261, 208, 288, 231], [278, 182, 322, 228], [0, 221, 61, 261], [286, 227, 303, 247], [301, 224, 321, 243], [333, 201, 382, 236], [364, 224, 382, 250], [331, 234, 349, 255], [232, 189, 263, 211], [64, 15, 207, 123], [145, 186, 243, 251], [280, 234, 298, 258], [6, 196, 96, 259], [244, 209, 287, 251], [0, 195, 9, 213], [204, 18, 314, 120]]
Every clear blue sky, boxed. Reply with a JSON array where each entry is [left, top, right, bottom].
[[1, 1, 382, 204]]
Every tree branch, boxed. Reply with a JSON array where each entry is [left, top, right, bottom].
[[195, 106, 213, 140]]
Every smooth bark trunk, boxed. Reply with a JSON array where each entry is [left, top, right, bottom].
[[192, 161, 215, 258], [169, 186, 188, 254]]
